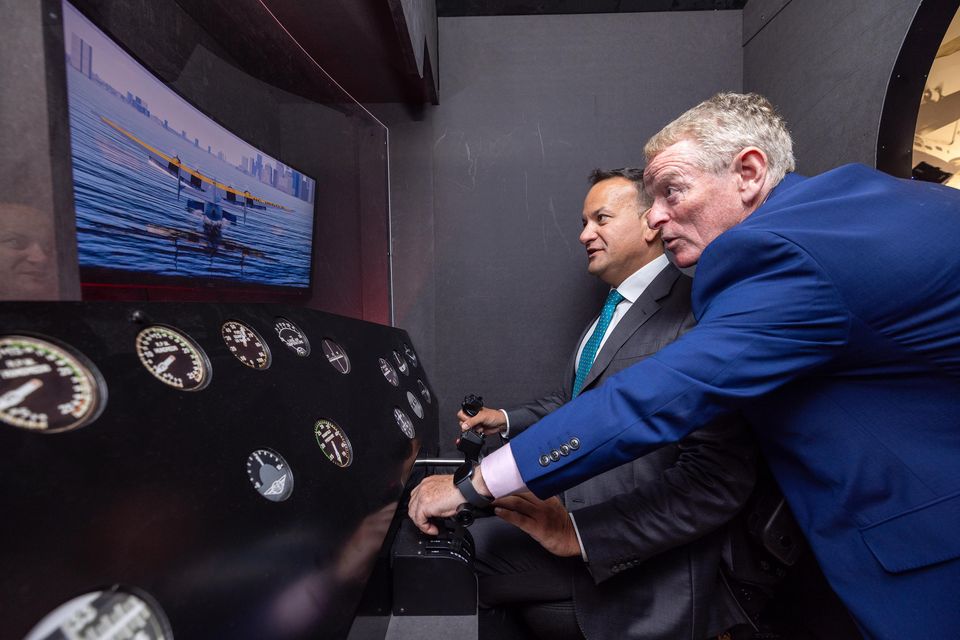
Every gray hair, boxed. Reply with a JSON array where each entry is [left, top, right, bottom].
[[644, 92, 795, 187]]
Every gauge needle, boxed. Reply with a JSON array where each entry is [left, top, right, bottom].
[[0, 378, 44, 411], [254, 453, 264, 465], [154, 355, 176, 374]]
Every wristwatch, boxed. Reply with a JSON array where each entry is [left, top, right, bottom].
[[453, 462, 493, 508]]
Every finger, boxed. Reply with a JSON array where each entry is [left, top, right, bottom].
[[456, 410, 468, 422], [495, 505, 535, 531]]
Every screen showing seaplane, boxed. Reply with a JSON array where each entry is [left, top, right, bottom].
[[61, 0, 316, 289]]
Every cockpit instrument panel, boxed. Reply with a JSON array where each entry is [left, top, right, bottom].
[[246, 448, 294, 501], [222, 320, 271, 370], [25, 587, 173, 640], [136, 325, 211, 391], [0, 335, 106, 433], [314, 418, 353, 468], [321, 339, 350, 374], [274, 318, 310, 357], [379, 357, 399, 386], [393, 407, 416, 439]]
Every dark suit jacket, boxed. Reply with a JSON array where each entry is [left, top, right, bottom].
[[505, 263, 757, 639], [511, 166, 960, 639]]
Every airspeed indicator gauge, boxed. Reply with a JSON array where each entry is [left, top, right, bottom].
[[246, 448, 294, 501], [394, 407, 416, 439], [0, 335, 106, 433], [393, 350, 410, 376], [222, 320, 271, 369], [314, 418, 353, 468], [136, 325, 211, 391], [379, 357, 399, 386], [274, 318, 310, 357]]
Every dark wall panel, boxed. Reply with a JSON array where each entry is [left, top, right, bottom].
[[387, 12, 741, 452], [743, 0, 921, 174]]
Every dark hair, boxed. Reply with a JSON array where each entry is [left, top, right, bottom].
[[588, 167, 648, 208]]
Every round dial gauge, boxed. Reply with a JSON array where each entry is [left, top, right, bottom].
[[406, 390, 424, 419], [222, 320, 271, 369], [25, 587, 172, 640], [321, 339, 351, 374], [136, 325, 211, 391], [394, 407, 416, 439], [314, 418, 353, 468], [393, 350, 410, 376], [274, 318, 310, 357], [245, 448, 294, 501], [418, 379, 432, 405], [403, 343, 419, 368], [379, 357, 399, 386], [0, 335, 105, 433]]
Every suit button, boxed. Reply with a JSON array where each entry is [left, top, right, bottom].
[[569, 437, 581, 450], [559, 444, 570, 456], [550, 449, 561, 461], [539, 455, 551, 467]]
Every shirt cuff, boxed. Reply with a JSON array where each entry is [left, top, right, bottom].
[[499, 409, 511, 438], [568, 512, 589, 562], [479, 443, 527, 498]]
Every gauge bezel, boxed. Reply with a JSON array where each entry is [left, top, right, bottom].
[[406, 390, 424, 419], [135, 324, 212, 392], [245, 447, 295, 502], [221, 319, 273, 370], [321, 338, 351, 374], [314, 418, 354, 468], [0, 333, 108, 434]]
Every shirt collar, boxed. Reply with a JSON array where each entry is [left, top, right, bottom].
[[613, 254, 669, 303]]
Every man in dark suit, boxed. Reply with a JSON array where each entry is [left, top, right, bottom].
[[457, 169, 756, 640], [410, 93, 960, 639]]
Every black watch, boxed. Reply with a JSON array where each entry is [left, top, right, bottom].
[[454, 462, 493, 508]]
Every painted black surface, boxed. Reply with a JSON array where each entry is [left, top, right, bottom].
[[437, 0, 746, 16], [0, 302, 436, 639]]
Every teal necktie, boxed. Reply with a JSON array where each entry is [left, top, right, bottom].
[[572, 289, 624, 397]]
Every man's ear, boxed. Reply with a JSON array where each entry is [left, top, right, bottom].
[[734, 147, 768, 206]]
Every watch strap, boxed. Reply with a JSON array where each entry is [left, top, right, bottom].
[[455, 465, 493, 508]]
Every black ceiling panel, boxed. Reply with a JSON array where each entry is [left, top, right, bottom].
[[437, 0, 747, 16]]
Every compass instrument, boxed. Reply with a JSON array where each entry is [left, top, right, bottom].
[[321, 339, 351, 374], [25, 587, 173, 640], [393, 407, 415, 439], [379, 357, 399, 386], [392, 350, 409, 376], [403, 343, 419, 368], [135, 325, 211, 391], [274, 318, 310, 357], [0, 335, 106, 433], [245, 448, 294, 501], [406, 391, 424, 419], [417, 379, 432, 405], [314, 418, 353, 468], [222, 320, 271, 369]]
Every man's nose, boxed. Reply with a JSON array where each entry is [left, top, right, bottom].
[[579, 223, 595, 245], [646, 205, 667, 230], [24, 241, 49, 263]]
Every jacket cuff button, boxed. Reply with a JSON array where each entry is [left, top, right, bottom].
[[539, 454, 551, 467], [569, 437, 581, 450]]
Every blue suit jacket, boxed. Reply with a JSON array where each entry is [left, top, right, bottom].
[[510, 165, 960, 639]]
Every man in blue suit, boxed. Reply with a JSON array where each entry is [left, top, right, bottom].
[[409, 92, 960, 639]]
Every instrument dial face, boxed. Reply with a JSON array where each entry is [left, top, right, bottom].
[[222, 320, 271, 369], [321, 339, 351, 374], [245, 448, 294, 501], [274, 317, 310, 357], [417, 379, 432, 405], [25, 587, 172, 640], [379, 357, 399, 386], [314, 418, 353, 468], [406, 391, 424, 419], [393, 350, 410, 376], [403, 343, 419, 368], [394, 407, 416, 439], [0, 335, 105, 433], [136, 326, 211, 391]]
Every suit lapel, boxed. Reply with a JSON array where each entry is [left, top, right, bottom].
[[580, 264, 682, 392]]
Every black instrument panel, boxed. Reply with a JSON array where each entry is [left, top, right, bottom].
[[0, 302, 437, 640]]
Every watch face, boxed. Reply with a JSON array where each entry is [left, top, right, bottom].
[[453, 462, 471, 485], [0, 335, 106, 433], [314, 418, 353, 468], [406, 390, 424, 419], [136, 325, 211, 391], [321, 339, 350, 374], [403, 343, 419, 368], [222, 320, 271, 370], [417, 379, 431, 404], [274, 318, 310, 357], [25, 587, 173, 640], [378, 357, 398, 386], [393, 407, 415, 439], [245, 448, 294, 502], [392, 350, 409, 376]]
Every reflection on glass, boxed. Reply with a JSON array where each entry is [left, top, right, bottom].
[[914, 8, 960, 188]]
